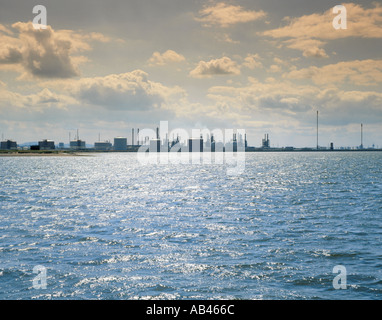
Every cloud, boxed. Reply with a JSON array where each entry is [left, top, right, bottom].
[[0, 22, 109, 79], [208, 77, 317, 113], [86, 32, 111, 43], [264, 3, 382, 40], [0, 24, 13, 35], [0, 86, 77, 111], [285, 59, 382, 86], [206, 77, 382, 129], [148, 49, 185, 66], [214, 33, 240, 44], [262, 3, 382, 57], [196, 2, 266, 27], [0, 70, 187, 135], [284, 39, 329, 58], [301, 47, 328, 59], [190, 57, 240, 78], [0, 69, 186, 113], [269, 65, 282, 73], [242, 54, 263, 69], [0, 47, 23, 64], [70, 70, 186, 110]]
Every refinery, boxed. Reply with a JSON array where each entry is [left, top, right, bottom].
[[1, 112, 380, 153], [1, 125, 381, 153]]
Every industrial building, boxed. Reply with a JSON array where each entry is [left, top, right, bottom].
[[262, 134, 270, 148], [38, 139, 55, 150], [149, 139, 161, 152], [0, 140, 17, 150], [188, 138, 203, 152], [70, 139, 86, 150], [224, 133, 246, 152], [69, 129, 86, 150], [114, 137, 127, 151], [94, 141, 112, 151]]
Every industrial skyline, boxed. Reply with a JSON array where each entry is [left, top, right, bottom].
[[0, 108, 377, 150], [1, 119, 377, 151], [0, 1, 381, 148]]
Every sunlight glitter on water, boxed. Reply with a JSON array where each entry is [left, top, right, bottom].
[[0, 152, 382, 299]]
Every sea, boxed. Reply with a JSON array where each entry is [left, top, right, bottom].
[[0, 152, 381, 300]]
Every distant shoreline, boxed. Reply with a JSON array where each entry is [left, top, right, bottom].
[[0, 151, 82, 157], [1, 149, 382, 156], [244, 149, 382, 152]]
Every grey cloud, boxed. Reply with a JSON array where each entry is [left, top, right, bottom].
[[0, 22, 103, 78], [0, 47, 23, 64], [13, 22, 81, 78]]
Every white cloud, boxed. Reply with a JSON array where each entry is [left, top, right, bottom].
[[263, 3, 382, 40], [269, 65, 282, 73], [148, 50, 185, 66], [214, 33, 240, 44], [242, 54, 263, 69], [206, 76, 382, 128], [284, 39, 329, 58], [70, 70, 186, 110], [190, 57, 240, 78], [262, 3, 382, 57], [196, 2, 266, 27], [285, 59, 382, 86], [0, 86, 77, 111]]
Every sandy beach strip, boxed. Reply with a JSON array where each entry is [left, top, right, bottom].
[[0, 152, 87, 157]]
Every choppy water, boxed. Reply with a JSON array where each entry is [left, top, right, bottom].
[[0, 152, 381, 300]]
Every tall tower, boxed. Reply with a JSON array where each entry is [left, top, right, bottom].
[[316, 110, 319, 150], [361, 123, 364, 149]]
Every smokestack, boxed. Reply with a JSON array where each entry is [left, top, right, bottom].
[[361, 123, 363, 149], [132, 128, 134, 146], [316, 110, 319, 150]]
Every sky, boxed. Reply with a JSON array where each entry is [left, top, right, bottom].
[[0, 0, 381, 148]]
